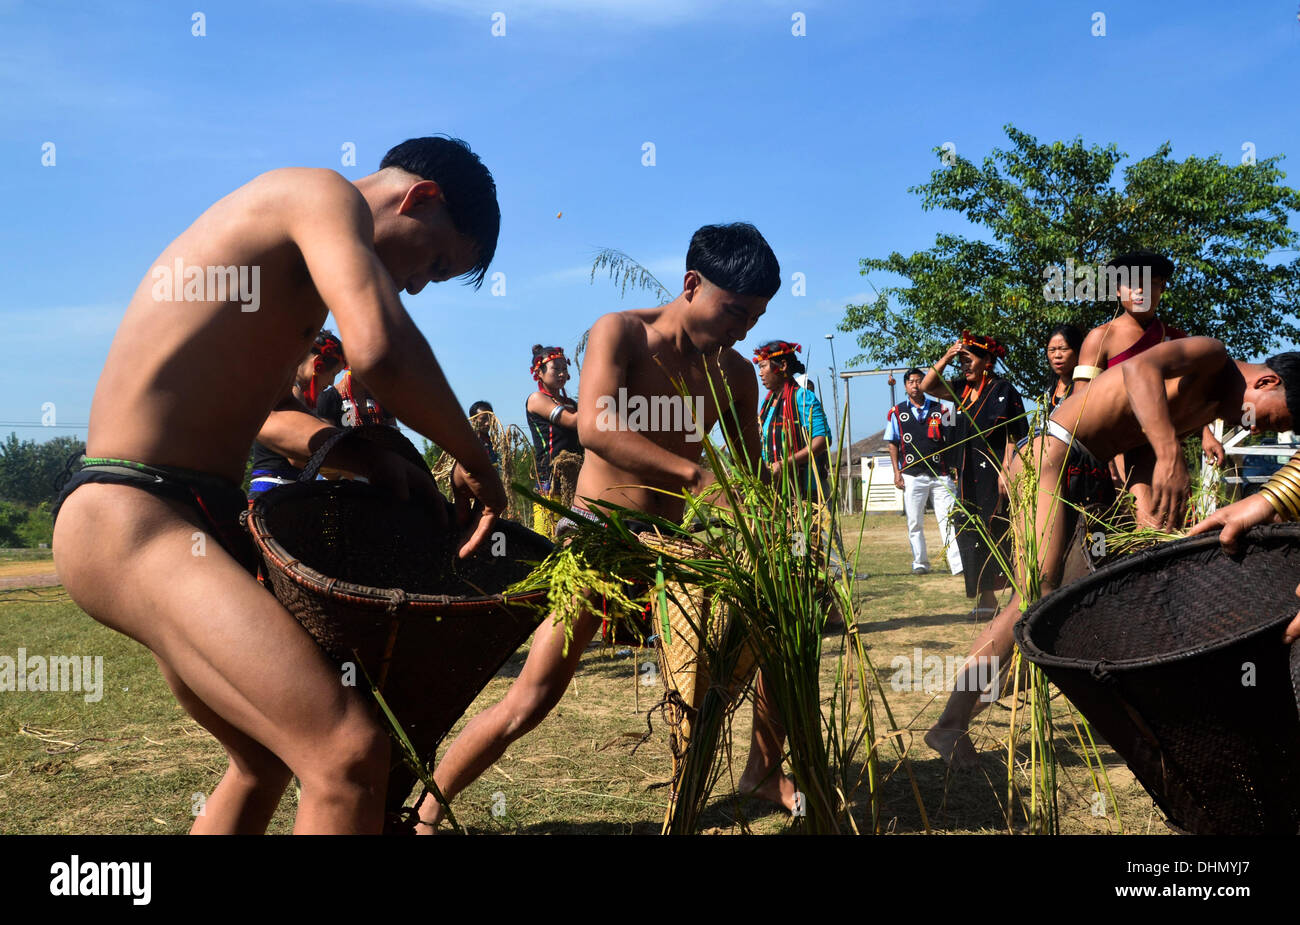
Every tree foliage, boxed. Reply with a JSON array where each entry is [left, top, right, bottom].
[[0, 434, 85, 505], [840, 125, 1300, 395]]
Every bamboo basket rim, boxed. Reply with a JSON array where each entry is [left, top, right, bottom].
[[245, 480, 551, 615], [1017, 523, 1300, 673]]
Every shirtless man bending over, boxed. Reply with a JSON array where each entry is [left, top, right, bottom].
[[926, 338, 1300, 768], [1072, 250, 1226, 522], [52, 136, 508, 834], [416, 223, 799, 831]]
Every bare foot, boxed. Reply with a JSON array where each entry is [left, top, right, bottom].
[[738, 767, 798, 812], [925, 725, 980, 771]]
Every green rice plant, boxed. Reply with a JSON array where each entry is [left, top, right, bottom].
[[427, 411, 537, 523], [509, 368, 922, 834]]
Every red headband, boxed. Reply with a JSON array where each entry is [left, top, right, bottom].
[[531, 350, 567, 381], [316, 338, 345, 366], [959, 330, 1006, 360], [752, 341, 802, 364]]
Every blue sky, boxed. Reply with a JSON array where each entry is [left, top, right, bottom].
[[3, 0, 1299, 454]]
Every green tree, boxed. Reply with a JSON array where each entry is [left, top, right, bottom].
[[0, 434, 85, 505], [840, 125, 1300, 395]]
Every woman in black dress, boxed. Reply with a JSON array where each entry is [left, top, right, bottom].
[[920, 331, 1027, 616], [525, 344, 581, 534]]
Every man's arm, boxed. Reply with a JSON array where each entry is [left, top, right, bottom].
[[257, 399, 337, 469], [888, 442, 904, 489], [1121, 336, 1229, 527], [576, 312, 705, 491], [1074, 325, 1109, 381], [286, 170, 504, 554]]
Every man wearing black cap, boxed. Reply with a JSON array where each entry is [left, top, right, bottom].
[[1072, 249, 1225, 524]]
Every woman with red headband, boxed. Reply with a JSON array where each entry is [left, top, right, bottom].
[[315, 366, 396, 429], [754, 340, 830, 495], [920, 331, 1028, 617], [525, 344, 581, 534], [247, 331, 345, 498]]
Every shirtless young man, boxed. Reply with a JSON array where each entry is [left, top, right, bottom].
[[1072, 250, 1226, 522], [926, 339, 1300, 768], [415, 223, 797, 831], [52, 136, 509, 834]]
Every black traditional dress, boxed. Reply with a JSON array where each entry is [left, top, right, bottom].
[[947, 375, 1028, 598]]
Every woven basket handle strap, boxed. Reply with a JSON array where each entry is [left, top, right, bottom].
[[298, 429, 355, 482], [297, 424, 431, 484]]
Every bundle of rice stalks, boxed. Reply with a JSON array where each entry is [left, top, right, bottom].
[[509, 373, 922, 834], [428, 410, 537, 523]]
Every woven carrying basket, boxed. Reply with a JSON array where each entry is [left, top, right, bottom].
[[1016, 524, 1300, 835], [244, 426, 553, 832], [641, 534, 757, 765]]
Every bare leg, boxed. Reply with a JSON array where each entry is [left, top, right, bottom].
[[926, 437, 1074, 769], [54, 484, 391, 834], [153, 656, 293, 834], [1124, 447, 1160, 526], [736, 670, 796, 810], [414, 607, 602, 832]]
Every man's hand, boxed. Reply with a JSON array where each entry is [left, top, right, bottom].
[[1187, 491, 1278, 553], [450, 463, 508, 558], [1202, 431, 1226, 467], [893, 470, 905, 490], [1149, 451, 1191, 529]]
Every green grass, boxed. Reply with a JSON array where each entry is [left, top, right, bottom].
[[0, 516, 1164, 835]]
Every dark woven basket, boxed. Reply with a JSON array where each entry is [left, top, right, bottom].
[[1016, 524, 1300, 835], [244, 426, 552, 832]]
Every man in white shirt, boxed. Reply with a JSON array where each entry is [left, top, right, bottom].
[[886, 368, 961, 576]]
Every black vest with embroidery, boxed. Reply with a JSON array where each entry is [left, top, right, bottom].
[[889, 399, 951, 476]]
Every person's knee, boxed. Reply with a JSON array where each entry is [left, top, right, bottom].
[[298, 710, 390, 796], [226, 749, 292, 792]]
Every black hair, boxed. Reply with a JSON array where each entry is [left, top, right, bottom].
[[380, 136, 500, 289], [904, 367, 924, 382], [1105, 249, 1175, 281], [686, 222, 781, 298], [1265, 352, 1300, 421], [311, 329, 345, 365], [757, 341, 806, 376], [531, 344, 567, 371], [468, 400, 494, 417], [1046, 323, 1083, 355]]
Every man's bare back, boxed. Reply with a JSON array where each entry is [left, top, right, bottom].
[[53, 140, 507, 833], [90, 167, 485, 483], [1052, 337, 1241, 461]]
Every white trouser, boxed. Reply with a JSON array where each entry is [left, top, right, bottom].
[[902, 471, 962, 573]]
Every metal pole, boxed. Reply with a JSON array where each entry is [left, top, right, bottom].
[[842, 374, 853, 513], [825, 335, 842, 513]]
